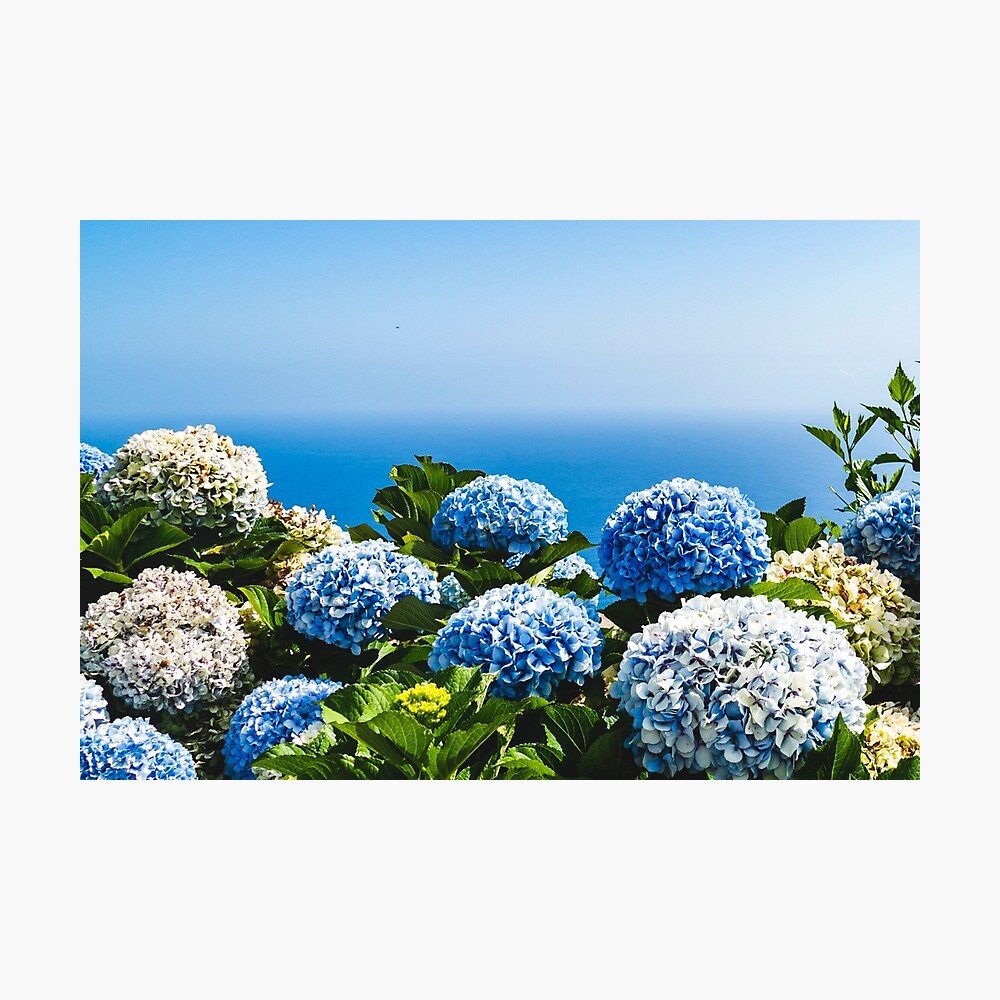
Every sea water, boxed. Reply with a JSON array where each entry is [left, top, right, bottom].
[[80, 414, 858, 569]]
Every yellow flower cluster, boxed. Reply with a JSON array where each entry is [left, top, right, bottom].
[[862, 702, 920, 777], [395, 683, 451, 726], [766, 541, 919, 689]]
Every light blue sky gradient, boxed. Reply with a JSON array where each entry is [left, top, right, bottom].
[[80, 220, 918, 424]]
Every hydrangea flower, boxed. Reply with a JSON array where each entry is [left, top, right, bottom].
[[80, 566, 251, 715], [265, 500, 349, 589], [766, 541, 919, 689], [598, 478, 770, 602], [81, 717, 198, 780], [97, 424, 270, 535], [610, 594, 869, 779], [431, 474, 569, 555], [284, 540, 441, 653], [440, 573, 471, 610], [861, 701, 920, 777], [840, 488, 920, 586], [80, 675, 109, 731], [80, 442, 114, 477], [428, 583, 603, 700], [550, 553, 601, 612], [222, 675, 343, 780]]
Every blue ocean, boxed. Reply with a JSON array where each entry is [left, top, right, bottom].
[[80, 415, 851, 569]]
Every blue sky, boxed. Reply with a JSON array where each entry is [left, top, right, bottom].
[[80, 220, 918, 424]]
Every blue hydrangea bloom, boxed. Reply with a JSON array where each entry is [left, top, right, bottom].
[[610, 594, 868, 779], [80, 674, 109, 732], [431, 474, 569, 555], [80, 442, 114, 477], [551, 553, 600, 613], [285, 540, 441, 653], [81, 717, 198, 780], [222, 675, 343, 780], [428, 583, 603, 700], [840, 488, 920, 584], [598, 477, 771, 602], [440, 573, 471, 609]]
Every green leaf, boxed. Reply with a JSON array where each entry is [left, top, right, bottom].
[[495, 745, 559, 779], [862, 404, 906, 435], [80, 472, 97, 498], [762, 513, 787, 551], [871, 452, 908, 466], [802, 425, 844, 461], [782, 517, 823, 553], [516, 532, 595, 577], [390, 463, 431, 492], [83, 504, 156, 570], [380, 595, 454, 635], [373, 486, 423, 521], [545, 571, 603, 601], [322, 681, 412, 724], [832, 403, 851, 437], [601, 598, 670, 635], [453, 562, 521, 597], [888, 363, 916, 405], [576, 721, 639, 779], [415, 457, 467, 495], [122, 522, 191, 570], [773, 498, 806, 523], [80, 499, 114, 531], [357, 710, 434, 769], [793, 714, 867, 779], [750, 578, 824, 603], [252, 745, 377, 780], [878, 755, 920, 780], [82, 567, 133, 585], [397, 538, 451, 564], [852, 413, 879, 446], [542, 704, 600, 759], [348, 523, 388, 543], [237, 585, 284, 631]]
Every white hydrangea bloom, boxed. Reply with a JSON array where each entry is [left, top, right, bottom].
[[98, 424, 270, 535], [80, 566, 251, 715], [766, 541, 919, 688]]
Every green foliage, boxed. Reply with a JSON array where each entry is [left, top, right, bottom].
[[804, 362, 920, 512], [793, 715, 869, 779]]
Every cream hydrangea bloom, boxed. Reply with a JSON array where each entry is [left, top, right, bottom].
[[766, 540, 919, 689], [265, 500, 349, 590], [862, 702, 920, 776], [98, 424, 269, 535]]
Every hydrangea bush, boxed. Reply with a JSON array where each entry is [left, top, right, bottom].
[[77, 367, 919, 780], [284, 540, 441, 653], [222, 674, 342, 779], [431, 474, 569, 555], [610, 594, 869, 779], [80, 566, 251, 715], [81, 717, 198, 780], [97, 424, 270, 535], [428, 583, 603, 700], [766, 540, 919, 688], [839, 488, 920, 586]]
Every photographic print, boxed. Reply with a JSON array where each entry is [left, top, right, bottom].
[[79, 219, 920, 781]]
